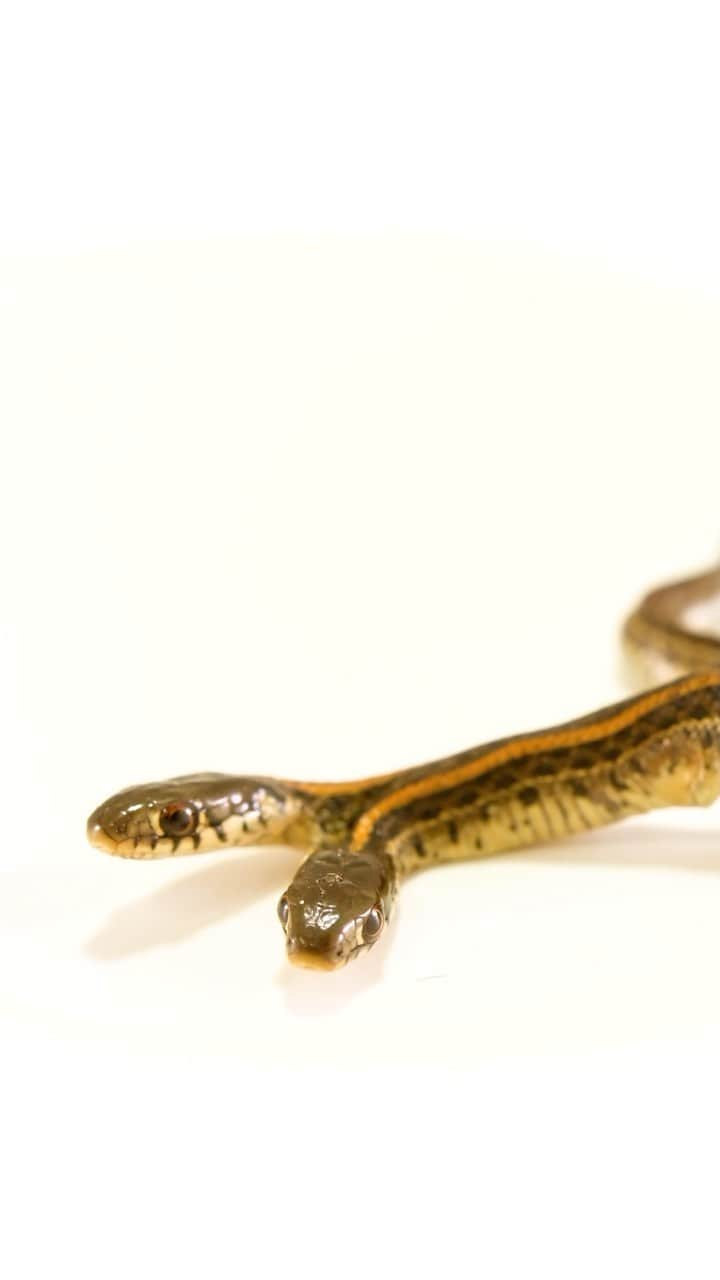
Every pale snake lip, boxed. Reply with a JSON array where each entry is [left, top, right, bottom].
[[86, 817, 118, 856], [285, 943, 345, 972]]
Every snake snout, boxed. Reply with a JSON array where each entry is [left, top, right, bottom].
[[85, 792, 155, 857], [86, 812, 118, 855], [286, 939, 348, 971]]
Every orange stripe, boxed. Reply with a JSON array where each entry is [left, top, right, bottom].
[[349, 669, 720, 851]]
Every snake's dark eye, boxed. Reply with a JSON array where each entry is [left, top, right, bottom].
[[363, 907, 384, 940], [159, 803, 197, 838], [277, 896, 289, 929]]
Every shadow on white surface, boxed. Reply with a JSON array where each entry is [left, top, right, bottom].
[[83, 846, 396, 1010], [534, 821, 720, 875], [85, 846, 299, 960]]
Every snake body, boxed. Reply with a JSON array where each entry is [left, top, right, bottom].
[[87, 564, 720, 969]]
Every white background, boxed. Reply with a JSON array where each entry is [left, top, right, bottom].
[[2, 3, 720, 1277]]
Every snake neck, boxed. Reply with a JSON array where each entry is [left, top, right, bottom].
[[282, 784, 396, 853]]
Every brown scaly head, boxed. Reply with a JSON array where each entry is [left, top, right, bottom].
[[277, 847, 398, 970], [87, 773, 300, 858]]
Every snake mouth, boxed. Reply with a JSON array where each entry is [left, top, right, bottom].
[[86, 819, 121, 855], [286, 942, 348, 971], [86, 815, 233, 859], [86, 817, 158, 858]]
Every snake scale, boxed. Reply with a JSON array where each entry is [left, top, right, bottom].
[[87, 563, 720, 969]]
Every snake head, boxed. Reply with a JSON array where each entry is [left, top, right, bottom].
[[277, 847, 397, 970], [87, 773, 295, 858]]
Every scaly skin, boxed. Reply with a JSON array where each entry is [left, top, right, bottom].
[[88, 563, 720, 970]]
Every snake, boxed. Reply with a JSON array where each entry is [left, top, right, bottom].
[[87, 563, 720, 970]]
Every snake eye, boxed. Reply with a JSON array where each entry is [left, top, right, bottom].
[[277, 896, 290, 929], [363, 907, 384, 941], [159, 803, 197, 839]]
